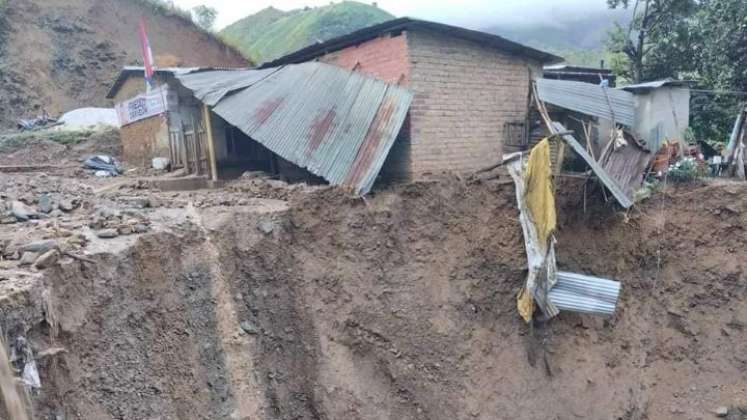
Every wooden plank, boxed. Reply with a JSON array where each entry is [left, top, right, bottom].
[[202, 104, 219, 181], [0, 165, 60, 173]]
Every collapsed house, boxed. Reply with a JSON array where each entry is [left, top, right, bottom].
[[528, 77, 692, 207], [262, 18, 562, 181], [108, 18, 693, 204], [108, 63, 413, 194], [107, 18, 563, 194]]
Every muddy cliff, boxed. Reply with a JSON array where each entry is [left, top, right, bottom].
[[1, 179, 746, 419]]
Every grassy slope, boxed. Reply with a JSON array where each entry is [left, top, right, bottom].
[[221, 1, 393, 64], [132, 0, 250, 63]]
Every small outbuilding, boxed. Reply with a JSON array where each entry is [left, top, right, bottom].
[[107, 66, 215, 172], [621, 79, 691, 152]]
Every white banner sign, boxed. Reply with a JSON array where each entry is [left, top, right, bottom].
[[115, 85, 168, 126]]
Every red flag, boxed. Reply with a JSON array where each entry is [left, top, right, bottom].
[[138, 18, 155, 89]]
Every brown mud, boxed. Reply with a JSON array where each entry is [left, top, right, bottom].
[[0, 171, 745, 419]]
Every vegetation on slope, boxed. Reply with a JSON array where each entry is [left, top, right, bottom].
[[221, 1, 394, 64], [131, 0, 249, 62]]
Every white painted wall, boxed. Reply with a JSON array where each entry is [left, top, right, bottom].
[[632, 87, 690, 151]]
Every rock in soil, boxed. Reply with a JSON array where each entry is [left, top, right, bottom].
[[240, 321, 259, 335], [38, 194, 55, 213], [20, 240, 58, 254], [19, 251, 39, 266], [715, 406, 729, 417], [95, 228, 119, 239], [34, 250, 59, 269], [11, 200, 37, 221], [59, 199, 75, 213]]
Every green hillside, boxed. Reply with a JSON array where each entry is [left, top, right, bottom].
[[486, 9, 633, 67], [220, 1, 394, 64]]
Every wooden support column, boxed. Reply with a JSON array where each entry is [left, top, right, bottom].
[[202, 104, 219, 181]]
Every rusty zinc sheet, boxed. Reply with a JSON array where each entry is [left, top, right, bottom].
[[177, 62, 413, 195], [177, 67, 280, 106]]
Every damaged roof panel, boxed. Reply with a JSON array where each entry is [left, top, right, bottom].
[[178, 62, 413, 195], [601, 140, 653, 200], [536, 79, 636, 127], [177, 67, 280, 106], [552, 122, 634, 208]]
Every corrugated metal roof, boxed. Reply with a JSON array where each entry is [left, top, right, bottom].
[[536, 78, 636, 127], [106, 66, 249, 99], [177, 62, 413, 195], [261, 18, 563, 68], [621, 78, 691, 92], [548, 271, 621, 316], [177, 68, 280, 106]]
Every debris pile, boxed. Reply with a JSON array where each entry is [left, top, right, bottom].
[[89, 207, 151, 239], [1, 196, 79, 224], [225, 173, 320, 202], [2, 235, 89, 270]]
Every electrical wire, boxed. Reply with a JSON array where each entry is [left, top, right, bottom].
[[690, 89, 747, 96]]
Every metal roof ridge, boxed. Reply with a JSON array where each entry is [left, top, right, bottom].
[[260, 17, 563, 68]]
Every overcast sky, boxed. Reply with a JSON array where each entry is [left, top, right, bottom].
[[172, 0, 611, 30]]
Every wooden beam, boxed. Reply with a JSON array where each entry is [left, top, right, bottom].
[[202, 104, 219, 182]]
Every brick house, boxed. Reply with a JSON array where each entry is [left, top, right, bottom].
[[264, 18, 562, 180]]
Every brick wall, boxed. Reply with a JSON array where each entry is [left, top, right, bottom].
[[320, 33, 410, 85], [120, 114, 169, 167], [320, 33, 413, 180], [406, 29, 540, 176]]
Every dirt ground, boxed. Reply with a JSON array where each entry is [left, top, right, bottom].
[[0, 133, 745, 419], [0, 0, 247, 129]]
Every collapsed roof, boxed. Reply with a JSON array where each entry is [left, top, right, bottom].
[[177, 62, 413, 195]]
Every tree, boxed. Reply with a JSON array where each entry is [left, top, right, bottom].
[[606, 0, 747, 141], [606, 0, 698, 83], [192, 5, 217, 31], [688, 0, 747, 141]]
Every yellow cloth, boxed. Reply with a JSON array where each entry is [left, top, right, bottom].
[[524, 139, 556, 249], [517, 286, 535, 323]]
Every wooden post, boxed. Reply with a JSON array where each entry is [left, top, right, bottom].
[[202, 104, 219, 181]]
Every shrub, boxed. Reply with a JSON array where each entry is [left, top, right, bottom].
[[666, 157, 704, 183]]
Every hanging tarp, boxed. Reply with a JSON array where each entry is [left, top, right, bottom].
[[507, 139, 559, 322]]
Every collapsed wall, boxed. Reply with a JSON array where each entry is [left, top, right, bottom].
[[2, 179, 746, 419]]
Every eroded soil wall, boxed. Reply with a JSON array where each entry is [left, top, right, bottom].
[[8, 180, 747, 420]]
